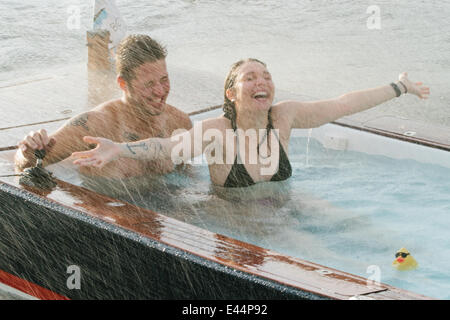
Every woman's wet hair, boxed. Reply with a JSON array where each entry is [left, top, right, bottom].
[[116, 34, 167, 84], [223, 58, 272, 130]]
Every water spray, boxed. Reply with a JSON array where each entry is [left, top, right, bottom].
[[0, 149, 57, 189], [19, 149, 57, 189]]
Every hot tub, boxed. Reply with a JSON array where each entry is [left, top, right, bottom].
[[1, 107, 448, 300]]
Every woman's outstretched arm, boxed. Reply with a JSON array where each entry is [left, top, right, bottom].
[[280, 72, 430, 129]]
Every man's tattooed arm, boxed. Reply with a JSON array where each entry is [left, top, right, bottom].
[[125, 142, 148, 155], [69, 113, 89, 131], [122, 139, 167, 161]]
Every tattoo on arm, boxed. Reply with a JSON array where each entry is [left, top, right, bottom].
[[148, 141, 163, 158], [69, 114, 89, 131], [126, 142, 148, 155], [125, 141, 163, 159]]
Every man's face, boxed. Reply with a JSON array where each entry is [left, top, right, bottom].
[[126, 59, 170, 115]]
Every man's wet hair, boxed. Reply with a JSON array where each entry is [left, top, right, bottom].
[[116, 34, 167, 84]]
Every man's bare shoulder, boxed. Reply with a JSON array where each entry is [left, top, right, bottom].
[[85, 99, 123, 122], [57, 99, 121, 135], [165, 104, 192, 129], [165, 104, 190, 118], [91, 98, 123, 118]]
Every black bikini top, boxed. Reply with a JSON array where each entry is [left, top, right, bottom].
[[223, 109, 292, 188]]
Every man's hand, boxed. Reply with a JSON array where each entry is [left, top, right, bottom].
[[72, 136, 122, 168], [18, 129, 56, 161]]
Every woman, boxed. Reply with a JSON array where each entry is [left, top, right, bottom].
[[72, 58, 430, 187]]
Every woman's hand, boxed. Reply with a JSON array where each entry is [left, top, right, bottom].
[[72, 136, 122, 168], [399, 72, 430, 99]]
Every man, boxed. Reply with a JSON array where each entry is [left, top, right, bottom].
[[15, 34, 192, 179]]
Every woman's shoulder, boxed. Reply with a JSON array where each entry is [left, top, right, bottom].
[[272, 100, 304, 112], [270, 101, 299, 125], [198, 114, 231, 131]]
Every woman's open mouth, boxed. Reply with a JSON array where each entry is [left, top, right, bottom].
[[252, 91, 269, 102]]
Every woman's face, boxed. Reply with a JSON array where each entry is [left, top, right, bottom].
[[230, 61, 275, 113]]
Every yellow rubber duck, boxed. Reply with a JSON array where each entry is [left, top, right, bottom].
[[392, 247, 418, 271]]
